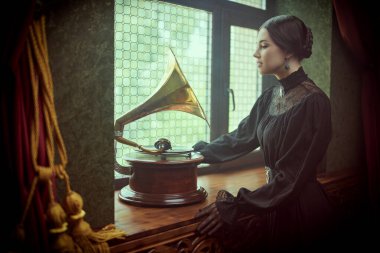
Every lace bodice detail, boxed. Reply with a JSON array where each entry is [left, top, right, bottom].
[[269, 81, 323, 116]]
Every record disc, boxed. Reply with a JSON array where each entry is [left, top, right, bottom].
[[135, 146, 193, 156]]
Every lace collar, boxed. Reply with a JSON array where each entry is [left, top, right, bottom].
[[278, 67, 308, 94]]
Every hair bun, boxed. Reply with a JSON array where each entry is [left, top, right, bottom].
[[302, 27, 313, 58]]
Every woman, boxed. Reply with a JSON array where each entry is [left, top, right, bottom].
[[193, 15, 334, 252]]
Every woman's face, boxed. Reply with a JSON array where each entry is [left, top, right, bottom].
[[254, 28, 287, 75]]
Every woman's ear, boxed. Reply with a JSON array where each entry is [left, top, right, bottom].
[[285, 52, 294, 59]]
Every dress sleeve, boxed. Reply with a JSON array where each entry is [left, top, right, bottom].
[[193, 91, 269, 164], [216, 93, 332, 224]]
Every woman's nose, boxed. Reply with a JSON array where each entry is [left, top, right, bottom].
[[253, 49, 259, 58]]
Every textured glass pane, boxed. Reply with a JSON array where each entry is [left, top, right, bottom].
[[229, 26, 262, 132], [229, 0, 266, 9], [115, 0, 212, 164]]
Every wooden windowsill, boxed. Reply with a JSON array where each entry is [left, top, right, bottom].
[[114, 165, 267, 238]]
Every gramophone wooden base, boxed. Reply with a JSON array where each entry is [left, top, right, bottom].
[[118, 152, 207, 207], [119, 185, 207, 206]]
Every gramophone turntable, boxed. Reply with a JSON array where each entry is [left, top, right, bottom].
[[114, 49, 208, 207]]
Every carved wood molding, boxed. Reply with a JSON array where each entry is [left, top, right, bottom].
[[148, 236, 223, 253], [109, 223, 224, 253]]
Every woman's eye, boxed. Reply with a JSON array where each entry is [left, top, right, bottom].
[[260, 44, 268, 49]]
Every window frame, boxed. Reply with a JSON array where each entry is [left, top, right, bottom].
[[162, 0, 274, 139]]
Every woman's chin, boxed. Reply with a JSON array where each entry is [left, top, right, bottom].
[[259, 68, 274, 75], [258, 68, 267, 75]]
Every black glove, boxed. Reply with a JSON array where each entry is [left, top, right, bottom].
[[192, 141, 209, 151]]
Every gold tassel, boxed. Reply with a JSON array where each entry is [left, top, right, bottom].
[[64, 191, 126, 253], [64, 191, 92, 237], [46, 200, 78, 253], [88, 224, 127, 242]]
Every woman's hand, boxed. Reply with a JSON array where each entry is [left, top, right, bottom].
[[195, 202, 223, 236]]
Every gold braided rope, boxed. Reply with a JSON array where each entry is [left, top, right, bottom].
[[28, 17, 69, 183], [18, 15, 126, 252]]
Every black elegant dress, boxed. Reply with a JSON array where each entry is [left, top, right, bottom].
[[193, 67, 334, 252]]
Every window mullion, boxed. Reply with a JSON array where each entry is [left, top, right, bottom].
[[210, 8, 228, 140]]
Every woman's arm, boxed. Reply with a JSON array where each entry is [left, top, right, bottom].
[[194, 89, 271, 163]]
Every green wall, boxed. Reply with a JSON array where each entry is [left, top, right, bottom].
[[328, 13, 364, 173], [47, 0, 114, 228]]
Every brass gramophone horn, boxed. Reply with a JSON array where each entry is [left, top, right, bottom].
[[114, 48, 209, 155]]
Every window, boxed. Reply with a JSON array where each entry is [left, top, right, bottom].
[[229, 26, 262, 131], [115, 0, 273, 166], [229, 0, 266, 9], [115, 0, 212, 164]]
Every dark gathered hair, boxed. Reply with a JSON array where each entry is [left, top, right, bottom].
[[260, 15, 313, 60]]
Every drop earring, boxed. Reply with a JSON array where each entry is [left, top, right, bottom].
[[284, 58, 290, 70]]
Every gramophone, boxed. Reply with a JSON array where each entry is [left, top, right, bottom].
[[114, 48, 209, 206]]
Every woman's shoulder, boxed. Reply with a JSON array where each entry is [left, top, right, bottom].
[[299, 79, 329, 99], [299, 80, 330, 109], [301, 79, 328, 94]]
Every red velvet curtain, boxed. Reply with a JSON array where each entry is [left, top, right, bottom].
[[1, 1, 50, 252], [333, 0, 380, 212]]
